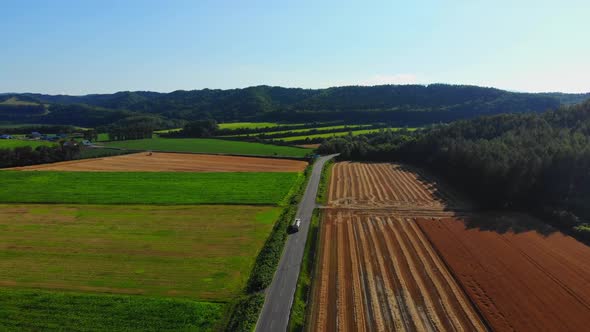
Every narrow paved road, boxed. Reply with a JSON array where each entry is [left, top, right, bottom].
[[256, 154, 338, 332]]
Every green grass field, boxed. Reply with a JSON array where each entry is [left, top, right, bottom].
[[218, 122, 281, 129], [0, 288, 224, 332], [227, 124, 371, 137], [96, 133, 109, 141], [277, 127, 417, 142], [104, 137, 311, 157], [0, 171, 299, 205], [0, 204, 280, 300], [0, 139, 54, 149]]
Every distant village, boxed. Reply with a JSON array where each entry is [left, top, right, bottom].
[[0, 131, 93, 146]]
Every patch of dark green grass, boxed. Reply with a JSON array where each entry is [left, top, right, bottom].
[[0, 288, 224, 332]]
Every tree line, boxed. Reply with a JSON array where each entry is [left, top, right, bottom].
[[11, 84, 564, 127], [318, 100, 590, 239], [0, 144, 81, 168]]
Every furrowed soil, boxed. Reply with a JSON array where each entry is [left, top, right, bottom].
[[328, 162, 468, 213], [417, 217, 590, 332], [310, 210, 486, 332], [313, 161, 590, 331], [9, 152, 308, 172], [310, 162, 485, 331]]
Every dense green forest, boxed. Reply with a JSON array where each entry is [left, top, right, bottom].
[[0, 144, 81, 168], [3, 84, 580, 127], [318, 100, 590, 241]]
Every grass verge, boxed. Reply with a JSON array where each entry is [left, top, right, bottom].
[[246, 164, 311, 292], [224, 293, 265, 332], [316, 159, 334, 204], [287, 209, 321, 331]]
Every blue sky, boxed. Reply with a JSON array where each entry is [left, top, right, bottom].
[[1, 0, 588, 94]]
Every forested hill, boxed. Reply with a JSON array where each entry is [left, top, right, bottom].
[[3, 84, 588, 127], [318, 100, 590, 241]]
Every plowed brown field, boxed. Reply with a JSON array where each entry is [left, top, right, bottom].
[[417, 217, 590, 332], [9, 152, 307, 172], [328, 162, 467, 211], [309, 209, 486, 332]]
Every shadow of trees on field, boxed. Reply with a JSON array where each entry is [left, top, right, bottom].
[[462, 212, 557, 236], [397, 164, 469, 211], [348, 161, 563, 238]]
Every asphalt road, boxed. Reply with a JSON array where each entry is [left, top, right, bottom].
[[256, 154, 338, 332]]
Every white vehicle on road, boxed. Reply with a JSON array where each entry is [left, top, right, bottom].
[[291, 218, 301, 232]]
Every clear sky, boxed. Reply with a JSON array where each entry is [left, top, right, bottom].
[[1, 0, 588, 95]]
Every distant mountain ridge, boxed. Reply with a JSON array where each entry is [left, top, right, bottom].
[[2, 84, 588, 127]]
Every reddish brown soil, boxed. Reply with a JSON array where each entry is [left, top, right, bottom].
[[417, 217, 590, 332], [9, 152, 307, 172], [328, 162, 467, 211], [309, 210, 487, 331]]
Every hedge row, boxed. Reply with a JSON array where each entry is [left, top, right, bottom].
[[246, 164, 312, 292], [224, 293, 265, 332], [222, 162, 313, 331]]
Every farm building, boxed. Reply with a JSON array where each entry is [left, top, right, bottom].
[[0, 134, 12, 139]]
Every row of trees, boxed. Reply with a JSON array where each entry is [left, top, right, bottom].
[[104, 116, 165, 141], [318, 100, 590, 234], [162, 119, 219, 138], [0, 144, 81, 168]]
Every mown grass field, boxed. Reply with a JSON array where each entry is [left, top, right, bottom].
[[104, 137, 311, 157], [0, 288, 224, 332], [277, 127, 417, 142], [0, 139, 54, 149], [227, 124, 370, 137], [219, 122, 281, 129], [0, 204, 279, 300], [0, 171, 299, 205], [96, 133, 109, 141]]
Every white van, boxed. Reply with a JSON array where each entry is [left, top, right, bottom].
[[291, 218, 301, 232]]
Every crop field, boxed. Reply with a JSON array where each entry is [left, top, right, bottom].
[[310, 162, 484, 331], [309, 209, 486, 331], [328, 162, 465, 213], [0, 171, 298, 205], [0, 204, 280, 300], [0, 288, 224, 331], [276, 128, 416, 142], [104, 137, 311, 157], [228, 124, 371, 137], [0, 139, 54, 149], [11, 152, 308, 172], [418, 217, 590, 331], [219, 122, 283, 129]]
